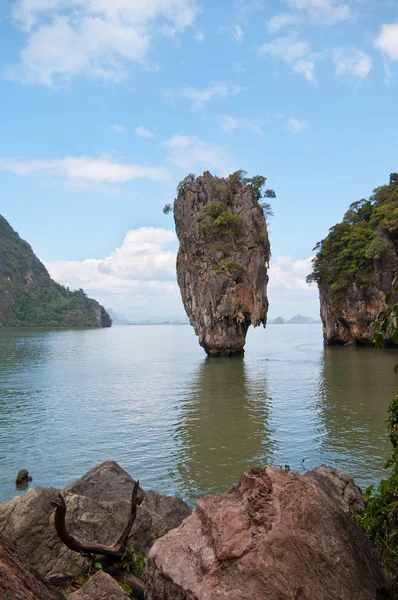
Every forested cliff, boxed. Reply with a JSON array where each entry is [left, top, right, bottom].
[[0, 215, 111, 328], [308, 173, 398, 345]]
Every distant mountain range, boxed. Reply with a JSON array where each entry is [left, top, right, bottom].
[[272, 314, 321, 324]]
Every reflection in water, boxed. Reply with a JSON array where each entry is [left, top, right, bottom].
[[315, 346, 398, 488], [174, 357, 274, 502], [1, 324, 398, 504]]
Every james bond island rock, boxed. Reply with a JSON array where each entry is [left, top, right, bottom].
[[0, 460, 191, 584], [307, 173, 398, 346], [174, 171, 274, 356], [145, 466, 389, 600], [0, 214, 111, 328]]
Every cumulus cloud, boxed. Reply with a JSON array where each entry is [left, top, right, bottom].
[[258, 33, 318, 85], [46, 227, 177, 293], [194, 31, 204, 42], [268, 255, 319, 317], [332, 47, 372, 82], [162, 133, 234, 175], [6, 0, 200, 85], [177, 81, 244, 111], [135, 125, 155, 138], [45, 228, 318, 319], [0, 155, 170, 184], [374, 24, 398, 61]]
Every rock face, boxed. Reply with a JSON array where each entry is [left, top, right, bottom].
[[174, 171, 270, 355], [307, 174, 398, 346], [0, 533, 64, 600], [319, 274, 396, 345], [0, 460, 191, 584], [145, 466, 389, 600], [0, 214, 111, 328], [68, 571, 129, 600]]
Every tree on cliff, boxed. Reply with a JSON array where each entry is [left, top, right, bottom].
[[307, 173, 398, 345]]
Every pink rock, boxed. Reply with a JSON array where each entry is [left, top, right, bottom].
[[145, 466, 389, 600]]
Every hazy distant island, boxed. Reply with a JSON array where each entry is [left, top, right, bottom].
[[0, 215, 111, 328], [272, 315, 321, 324]]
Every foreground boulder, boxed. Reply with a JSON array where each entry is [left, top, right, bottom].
[[0, 533, 64, 600], [145, 466, 389, 600], [0, 460, 190, 584], [68, 571, 129, 600], [174, 171, 272, 355]]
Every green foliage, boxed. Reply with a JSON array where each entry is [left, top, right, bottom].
[[176, 173, 196, 194], [199, 201, 244, 240], [227, 171, 276, 217], [163, 203, 172, 215], [215, 259, 240, 274], [307, 173, 398, 302], [119, 583, 133, 597], [0, 215, 111, 328], [117, 547, 147, 580], [356, 290, 398, 589]]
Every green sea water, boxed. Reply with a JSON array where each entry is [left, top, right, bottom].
[[0, 324, 397, 505]]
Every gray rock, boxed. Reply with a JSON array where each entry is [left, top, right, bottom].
[[0, 532, 64, 600], [0, 460, 191, 584], [305, 464, 365, 515], [174, 171, 270, 356], [16, 468, 32, 487], [68, 571, 129, 600], [146, 466, 388, 600]]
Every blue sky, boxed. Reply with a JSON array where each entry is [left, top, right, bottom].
[[1, 0, 397, 319]]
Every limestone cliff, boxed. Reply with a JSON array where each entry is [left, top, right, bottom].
[[0, 214, 112, 328], [308, 173, 398, 345], [174, 171, 272, 355]]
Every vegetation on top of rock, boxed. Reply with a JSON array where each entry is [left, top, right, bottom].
[[307, 173, 398, 298], [0, 215, 111, 328], [164, 170, 276, 219]]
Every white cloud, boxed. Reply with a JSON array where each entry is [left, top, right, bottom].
[[0, 155, 170, 184], [286, 117, 307, 133], [218, 115, 264, 136], [162, 134, 234, 176], [108, 123, 125, 133], [6, 0, 200, 85], [267, 13, 300, 33], [292, 59, 317, 84], [194, 30, 204, 42], [180, 81, 244, 111], [258, 33, 318, 84], [45, 227, 180, 317], [374, 24, 398, 61], [135, 125, 155, 138], [285, 0, 351, 25], [269, 255, 314, 290], [268, 256, 319, 318], [259, 34, 310, 63], [46, 237, 318, 319], [232, 25, 244, 42], [332, 47, 372, 82]]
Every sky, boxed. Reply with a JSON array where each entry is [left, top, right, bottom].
[[0, 0, 397, 320]]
